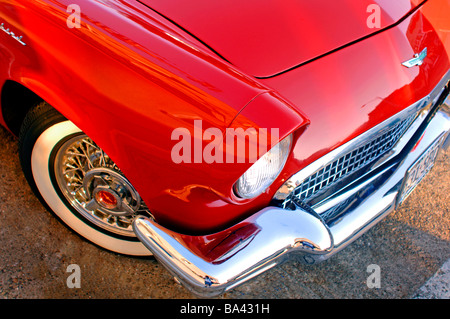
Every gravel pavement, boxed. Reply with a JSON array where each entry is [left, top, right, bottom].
[[0, 125, 449, 299]]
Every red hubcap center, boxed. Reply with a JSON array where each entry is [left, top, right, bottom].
[[95, 190, 118, 209]]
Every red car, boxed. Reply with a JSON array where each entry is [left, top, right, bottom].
[[0, 0, 449, 296]]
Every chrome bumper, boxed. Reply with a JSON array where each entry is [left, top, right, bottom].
[[133, 90, 450, 298]]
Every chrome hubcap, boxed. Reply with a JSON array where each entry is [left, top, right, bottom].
[[83, 168, 141, 216], [53, 134, 151, 237]]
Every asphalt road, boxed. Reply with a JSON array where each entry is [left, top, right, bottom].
[[0, 124, 449, 299]]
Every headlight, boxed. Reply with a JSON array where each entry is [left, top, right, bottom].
[[234, 134, 292, 199]]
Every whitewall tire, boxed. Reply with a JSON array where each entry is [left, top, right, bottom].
[[19, 103, 152, 256]]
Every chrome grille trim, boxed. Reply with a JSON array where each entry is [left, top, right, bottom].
[[287, 113, 416, 203], [272, 79, 450, 210]]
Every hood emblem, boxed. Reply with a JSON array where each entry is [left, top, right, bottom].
[[402, 48, 427, 68]]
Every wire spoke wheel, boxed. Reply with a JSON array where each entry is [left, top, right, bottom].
[[19, 102, 153, 255], [53, 134, 151, 237]]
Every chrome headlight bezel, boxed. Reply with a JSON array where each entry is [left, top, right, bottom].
[[234, 134, 292, 199]]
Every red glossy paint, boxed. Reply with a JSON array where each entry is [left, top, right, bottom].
[[138, 0, 425, 77], [262, 0, 450, 199], [0, 0, 449, 236]]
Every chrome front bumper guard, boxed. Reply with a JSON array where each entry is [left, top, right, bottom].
[[133, 89, 450, 298]]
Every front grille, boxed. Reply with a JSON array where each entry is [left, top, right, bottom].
[[284, 113, 416, 206]]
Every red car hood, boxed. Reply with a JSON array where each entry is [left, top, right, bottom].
[[137, 0, 424, 78]]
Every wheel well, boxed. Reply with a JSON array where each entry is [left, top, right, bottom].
[[1, 80, 44, 136]]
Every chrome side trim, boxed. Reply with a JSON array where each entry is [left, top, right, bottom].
[[0, 23, 26, 46]]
